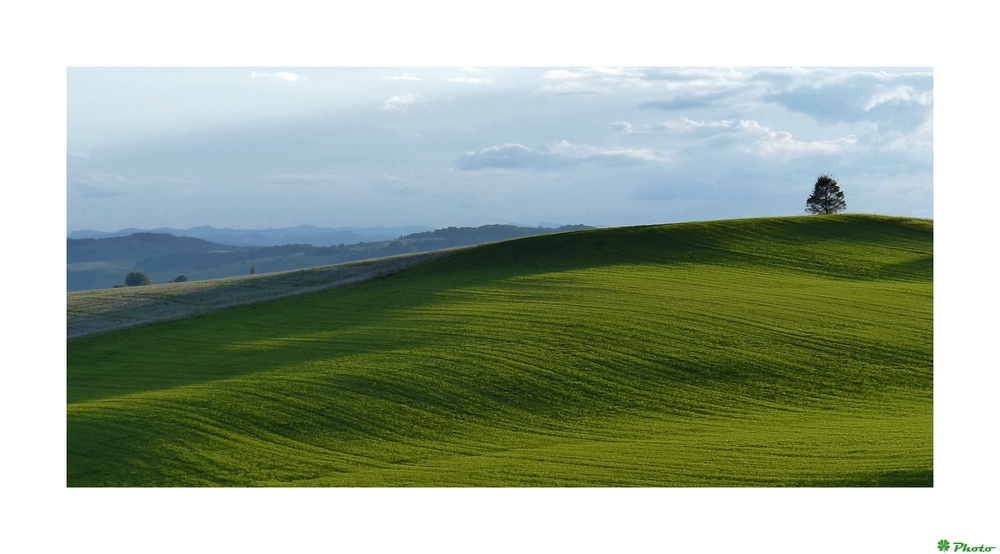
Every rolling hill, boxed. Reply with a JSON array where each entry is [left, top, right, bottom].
[[66, 214, 933, 486]]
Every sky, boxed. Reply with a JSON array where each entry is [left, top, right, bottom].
[[67, 66, 932, 232]]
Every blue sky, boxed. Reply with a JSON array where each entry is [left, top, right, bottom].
[[67, 66, 932, 232]]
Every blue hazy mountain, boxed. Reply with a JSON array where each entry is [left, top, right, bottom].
[[67, 224, 435, 247], [67, 223, 594, 292]]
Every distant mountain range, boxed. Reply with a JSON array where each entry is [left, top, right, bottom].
[[67, 224, 435, 247], [67, 224, 594, 292]]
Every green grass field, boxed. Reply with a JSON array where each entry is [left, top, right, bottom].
[[67, 214, 932, 486]]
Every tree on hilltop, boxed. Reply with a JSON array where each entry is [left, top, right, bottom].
[[806, 174, 846, 215], [124, 271, 152, 286]]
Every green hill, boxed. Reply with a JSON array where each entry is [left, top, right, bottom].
[[67, 214, 932, 486]]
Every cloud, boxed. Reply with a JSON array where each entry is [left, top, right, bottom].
[[863, 85, 933, 111], [639, 89, 740, 111], [655, 118, 733, 132], [457, 141, 668, 171], [614, 118, 856, 159], [541, 67, 739, 95], [546, 67, 646, 82], [448, 77, 492, 84], [382, 94, 418, 110], [875, 115, 933, 155], [732, 120, 857, 157], [611, 121, 633, 134], [543, 69, 585, 80], [250, 71, 303, 82], [384, 75, 420, 81], [615, 118, 734, 134], [763, 70, 932, 124], [642, 67, 749, 83], [537, 67, 653, 94], [448, 68, 492, 84], [264, 173, 351, 185], [457, 143, 544, 169], [536, 80, 604, 95], [581, 67, 651, 88]]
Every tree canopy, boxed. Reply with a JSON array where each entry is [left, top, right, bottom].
[[806, 174, 846, 215], [124, 271, 152, 286]]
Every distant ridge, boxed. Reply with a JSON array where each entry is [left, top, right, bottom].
[[67, 223, 596, 292], [68, 224, 435, 247]]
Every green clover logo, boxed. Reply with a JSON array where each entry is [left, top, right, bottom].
[[938, 540, 951, 552]]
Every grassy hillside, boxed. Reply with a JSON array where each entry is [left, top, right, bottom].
[[67, 214, 932, 486]]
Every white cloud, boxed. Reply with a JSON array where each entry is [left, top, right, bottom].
[[382, 94, 418, 110], [595, 147, 667, 162], [448, 77, 492, 84], [654, 118, 734, 132], [458, 140, 668, 170], [250, 71, 303, 82], [543, 70, 584, 80], [461, 67, 483, 73], [548, 140, 668, 163], [587, 67, 625, 77], [539, 67, 677, 94], [878, 116, 933, 155], [762, 70, 933, 123], [536, 80, 604, 95], [611, 121, 633, 134], [613, 118, 734, 134], [384, 75, 420, 81], [457, 143, 539, 169], [617, 117, 859, 160], [583, 67, 650, 87], [735, 120, 856, 157], [863, 85, 933, 111]]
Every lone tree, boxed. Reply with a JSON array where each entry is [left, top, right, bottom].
[[172, 275, 188, 283], [124, 271, 152, 286], [806, 174, 846, 214]]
